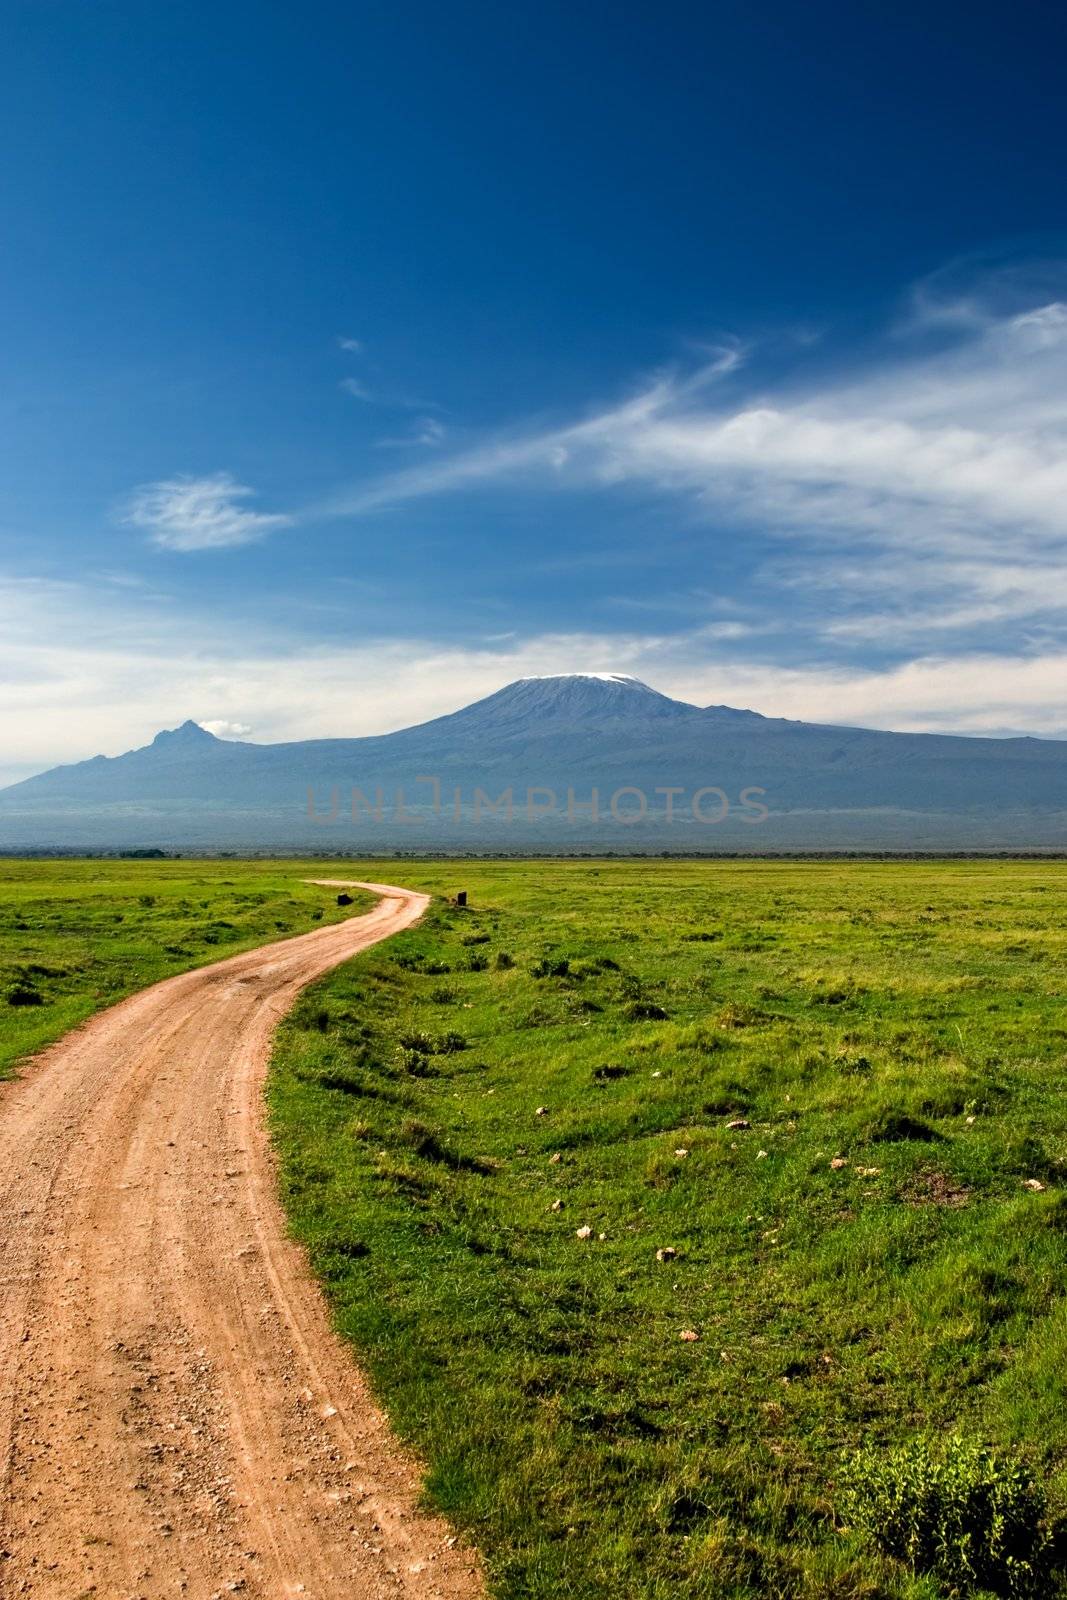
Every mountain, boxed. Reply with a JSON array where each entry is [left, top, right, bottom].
[[2, 674, 1066, 851]]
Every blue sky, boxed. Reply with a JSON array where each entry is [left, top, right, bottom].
[[3, 0, 1067, 781]]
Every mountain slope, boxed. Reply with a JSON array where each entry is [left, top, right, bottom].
[[2, 674, 1065, 849]]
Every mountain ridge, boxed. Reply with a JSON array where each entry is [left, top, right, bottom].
[[2, 673, 1065, 850]]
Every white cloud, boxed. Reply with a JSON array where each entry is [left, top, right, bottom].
[[122, 473, 291, 552], [199, 719, 253, 739], [338, 336, 363, 353]]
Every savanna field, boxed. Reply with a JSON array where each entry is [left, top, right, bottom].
[[3, 857, 1067, 1597]]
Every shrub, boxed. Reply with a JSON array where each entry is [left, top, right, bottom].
[[531, 956, 569, 979], [625, 1000, 668, 1022], [399, 1029, 435, 1054], [494, 951, 515, 970], [397, 1047, 437, 1077], [466, 954, 489, 972], [6, 980, 43, 1007], [398, 1028, 468, 1056], [839, 1435, 1054, 1596]]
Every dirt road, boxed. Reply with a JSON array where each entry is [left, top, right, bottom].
[[0, 882, 482, 1600]]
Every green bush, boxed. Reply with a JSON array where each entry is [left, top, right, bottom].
[[625, 999, 668, 1022], [531, 955, 569, 978], [6, 980, 43, 1007], [839, 1435, 1055, 1596]]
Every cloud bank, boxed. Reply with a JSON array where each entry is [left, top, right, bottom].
[[1, 571, 1063, 789]]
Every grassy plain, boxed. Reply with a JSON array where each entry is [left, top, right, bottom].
[[3, 856, 1065, 1596], [0, 857, 372, 1075], [267, 859, 1067, 1599]]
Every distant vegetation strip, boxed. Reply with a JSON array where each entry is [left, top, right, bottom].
[[269, 859, 1067, 1598]]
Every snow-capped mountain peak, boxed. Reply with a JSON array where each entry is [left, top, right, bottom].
[[428, 673, 699, 733]]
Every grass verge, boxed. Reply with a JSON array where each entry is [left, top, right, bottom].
[[0, 857, 373, 1076]]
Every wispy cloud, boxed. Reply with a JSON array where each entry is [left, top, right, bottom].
[[122, 472, 291, 552], [324, 283, 1067, 649], [338, 336, 363, 353], [374, 415, 447, 449], [339, 376, 373, 400]]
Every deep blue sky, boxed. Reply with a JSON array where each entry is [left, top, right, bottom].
[[3, 0, 1067, 775]]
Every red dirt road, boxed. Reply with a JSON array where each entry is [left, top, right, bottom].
[[0, 882, 482, 1600]]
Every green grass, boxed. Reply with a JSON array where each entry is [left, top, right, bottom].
[[266, 859, 1067, 1599], [0, 857, 373, 1075]]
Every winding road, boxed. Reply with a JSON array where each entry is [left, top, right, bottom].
[[0, 882, 482, 1600]]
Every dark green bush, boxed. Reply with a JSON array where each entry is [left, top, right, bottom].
[[625, 1000, 668, 1022], [399, 1028, 468, 1056], [399, 1029, 435, 1054], [531, 956, 569, 978], [839, 1435, 1054, 1596], [6, 980, 43, 1007]]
